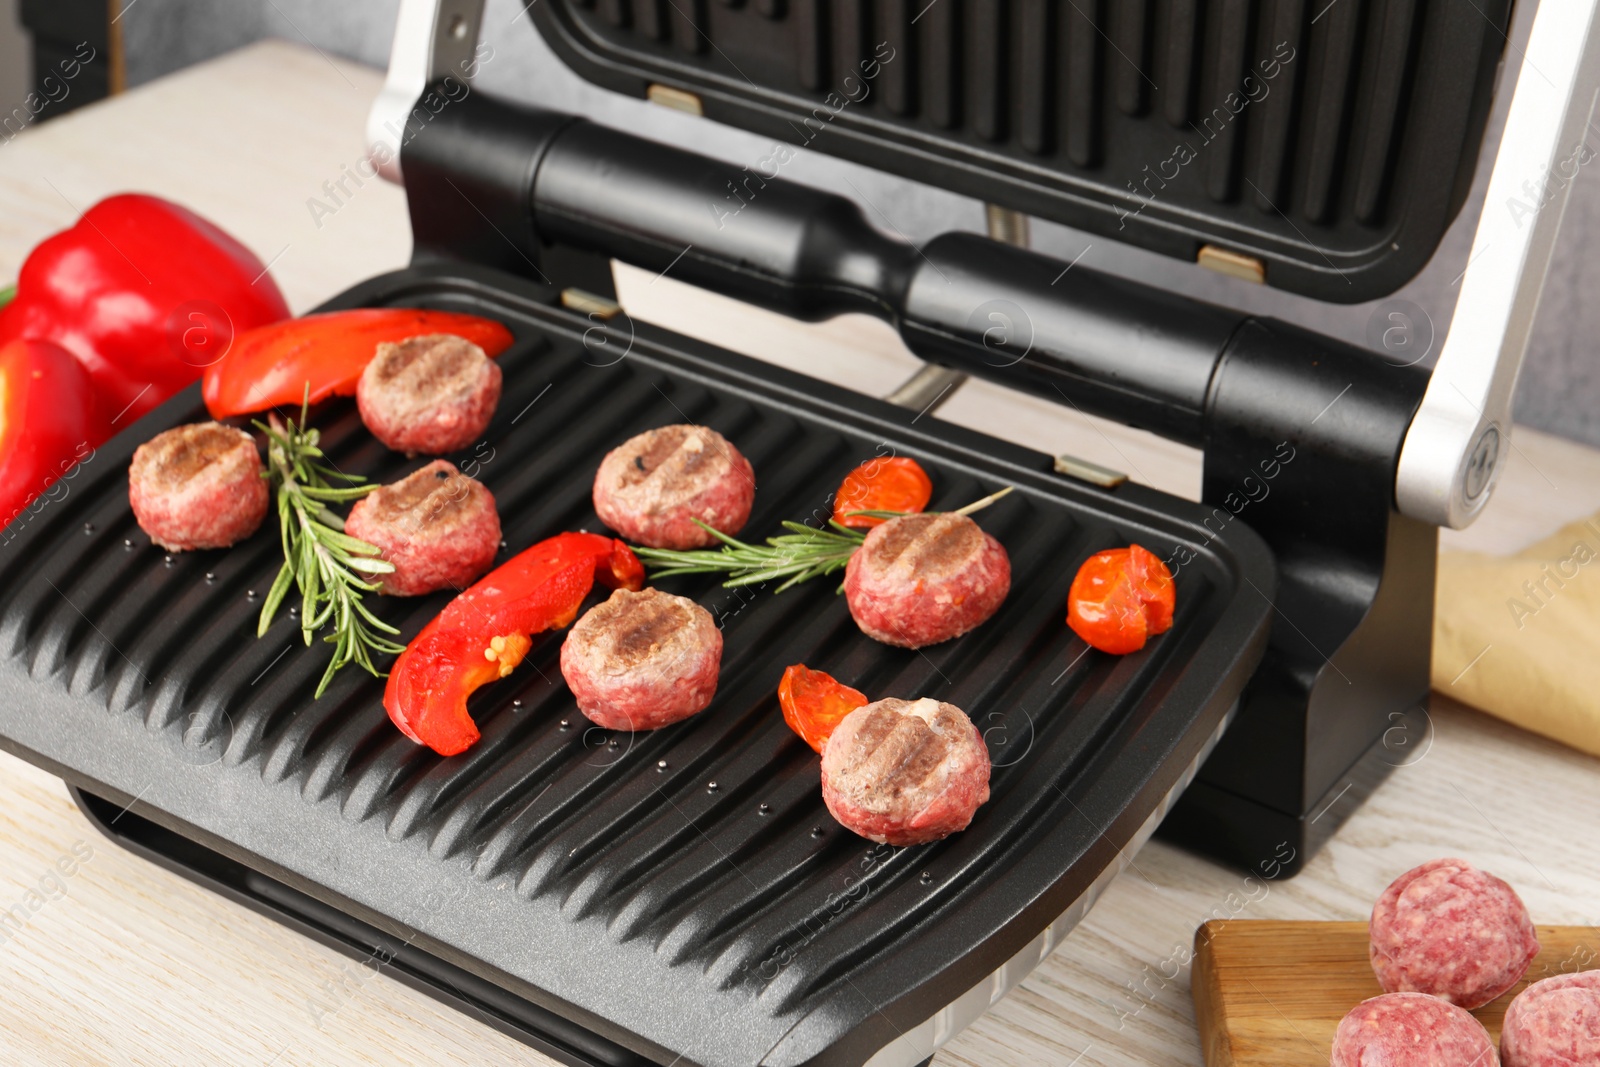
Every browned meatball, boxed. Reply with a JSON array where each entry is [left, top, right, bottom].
[[560, 587, 722, 731], [356, 333, 503, 455], [592, 424, 755, 549], [820, 697, 991, 846], [128, 422, 268, 551], [344, 460, 501, 596], [843, 513, 1010, 648]]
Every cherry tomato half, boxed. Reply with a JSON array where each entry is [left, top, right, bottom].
[[777, 664, 870, 753], [832, 456, 934, 528], [1066, 544, 1176, 655]]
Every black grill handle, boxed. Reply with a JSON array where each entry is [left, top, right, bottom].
[[533, 120, 920, 325], [533, 119, 1247, 446], [899, 234, 1243, 444], [402, 87, 1246, 447]]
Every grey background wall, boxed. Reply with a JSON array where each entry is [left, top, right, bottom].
[[6, 0, 1599, 446], [0, 0, 27, 110]]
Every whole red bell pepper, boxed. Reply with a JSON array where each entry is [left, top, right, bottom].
[[385, 533, 645, 756], [0, 194, 290, 426], [203, 308, 515, 419], [0, 339, 113, 538]]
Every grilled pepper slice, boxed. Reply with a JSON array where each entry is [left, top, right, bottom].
[[832, 456, 934, 528], [203, 308, 514, 418], [777, 664, 870, 753], [385, 533, 644, 756], [1066, 544, 1176, 655]]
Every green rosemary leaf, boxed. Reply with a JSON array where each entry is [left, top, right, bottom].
[[840, 509, 906, 521], [258, 560, 296, 638]]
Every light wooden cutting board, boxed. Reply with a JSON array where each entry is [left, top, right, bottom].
[[1191, 920, 1600, 1065]]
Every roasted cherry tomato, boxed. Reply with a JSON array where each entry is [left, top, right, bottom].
[[1066, 544, 1175, 655], [0, 339, 112, 537], [832, 456, 934, 528], [778, 664, 870, 753], [202, 308, 514, 418], [384, 532, 644, 756]]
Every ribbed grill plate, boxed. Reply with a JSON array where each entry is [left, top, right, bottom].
[[0, 264, 1272, 1067]]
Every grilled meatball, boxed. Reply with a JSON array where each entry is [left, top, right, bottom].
[[560, 587, 722, 730], [843, 513, 1010, 649], [1369, 857, 1539, 1009], [129, 422, 267, 551], [1330, 993, 1498, 1067], [820, 697, 990, 846], [592, 424, 754, 549], [1501, 970, 1600, 1067], [344, 460, 500, 596], [356, 333, 502, 455]]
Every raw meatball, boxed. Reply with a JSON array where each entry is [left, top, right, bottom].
[[1331, 993, 1498, 1067], [129, 422, 267, 551], [1370, 857, 1540, 1009], [560, 587, 721, 731], [344, 460, 500, 596], [820, 697, 991, 846], [592, 424, 754, 549], [843, 513, 1010, 649], [1501, 970, 1600, 1067], [356, 333, 502, 455]]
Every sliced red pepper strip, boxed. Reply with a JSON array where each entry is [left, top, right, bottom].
[[1066, 544, 1176, 655], [384, 532, 644, 756], [777, 664, 870, 754], [832, 456, 934, 528], [0, 339, 112, 537], [202, 308, 514, 418]]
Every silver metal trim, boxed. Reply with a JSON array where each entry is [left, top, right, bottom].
[[984, 204, 1032, 249], [1053, 453, 1128, 489], [883, 363, 968, 414], [862, 702, 1240, 1067], [1396, 0, 1600, 528], [366, 0, 486, 183]]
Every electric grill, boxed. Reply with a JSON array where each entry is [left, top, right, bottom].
[[2, 1, 1596, 1064]]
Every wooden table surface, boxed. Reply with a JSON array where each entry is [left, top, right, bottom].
[[1, 40, 1597, 1067]]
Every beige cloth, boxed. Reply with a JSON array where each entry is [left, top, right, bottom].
[[1434, 512, 1600, 757]]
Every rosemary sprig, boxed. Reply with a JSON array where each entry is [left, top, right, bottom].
[[255, 393, 405, 697], [639, 520, 868, 592], [633, 485, 1015, 593]]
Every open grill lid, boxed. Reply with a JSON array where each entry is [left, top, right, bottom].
[[527, 0, 1511, 304]]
